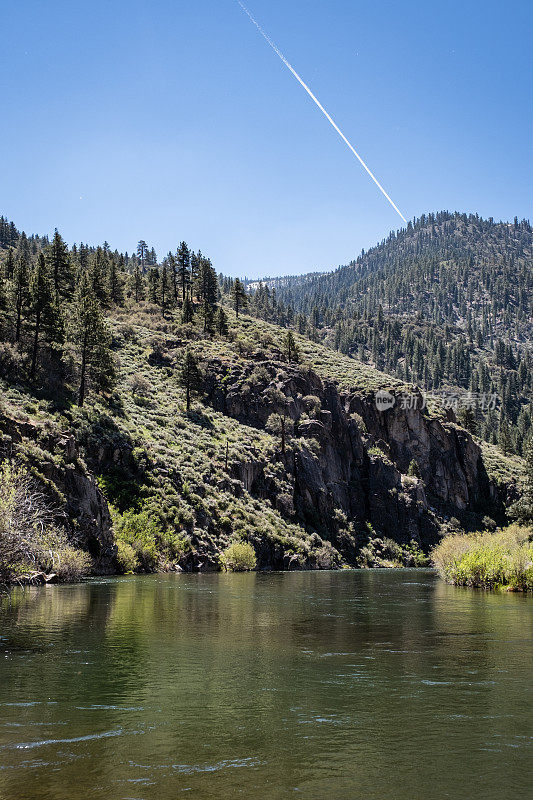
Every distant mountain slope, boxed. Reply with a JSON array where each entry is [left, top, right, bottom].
[[248, 212, 533, 457]]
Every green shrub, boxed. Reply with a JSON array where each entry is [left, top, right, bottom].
[[160, 530, 191, 559], [220, 541, 257, 572], [53, 546, 92, 582], [97, 471, 142, 512], [113, 508, 161, 571], [407, 459, 421, 478], [402, 539, 429, 567], [432, 524, 533, 590], [115, 540, 138, 573]]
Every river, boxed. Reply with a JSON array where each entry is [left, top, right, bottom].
[[0, 570, 531, 799]]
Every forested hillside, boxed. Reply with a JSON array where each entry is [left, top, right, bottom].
[[0, 213, 526, 582], [245, 212, 533, 457]]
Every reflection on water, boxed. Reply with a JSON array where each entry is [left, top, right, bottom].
[[0, 571, 531, 799]]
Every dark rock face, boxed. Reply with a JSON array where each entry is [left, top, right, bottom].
[[55, 464, 116, 572], [205, 360, 503, 556], [0, 416, 116, 574], [346, 391, 496, 512]]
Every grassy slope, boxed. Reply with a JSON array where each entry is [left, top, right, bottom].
[[477, 440, 525, 486], [224, 313, 403, 392]]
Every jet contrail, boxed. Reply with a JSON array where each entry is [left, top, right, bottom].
[[236, 0, 407, 223]]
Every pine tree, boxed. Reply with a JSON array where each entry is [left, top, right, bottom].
[[12, 251, 30, 342], [498, 413, 511, 455], [70, 274, 115, 406], [0, 264, 6, 311], [407, 459, 421, 478], [197, 257, 218, 333], [458, 404, 477, 434], [176, 242, 190, 302], [178, 349, 203, 411], [147, 268, 159, 304], [46, 229, 72, 299], [89, 248, 110, 306], [265, 388, 294, 455], [181, 296, 194, 324], [137, 240, 148, 273], [28, 254, 56, 380], [215, 306, 229, 337], [4, 247, 15, 279], [190, 251, 200, 298], [232, 278, 247, 318], [166, 252, 178, 302], [108, 257, 124, 306], [510, 438, 533, 524], [284, 330, 299, 363]]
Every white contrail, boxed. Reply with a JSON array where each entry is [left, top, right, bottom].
[[235, 0, 407, 223]]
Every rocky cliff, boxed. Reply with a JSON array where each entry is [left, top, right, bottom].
[[0, 413, 116, 573], [204, 357, 503, 559]]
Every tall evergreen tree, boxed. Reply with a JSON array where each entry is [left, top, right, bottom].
[[28, 254, 56, 380], [232, 278, 247, 318], [4, 247, 15, 280], [197, 257, 218, 334], [132, 262, 144, 303], [510, 437, 533, 524], [176, 242, 190, 302], [215, 306, 229, 337], [190, 251, 200, 297], [178, 349, 203, 411], [181, 296, 194, 324], [166, 252, 178, 303], [137, 240, 148, 273], [160, 260, 170, 315], [12, 251, 30, 342], [108, 257, 124, 306], [0, 264, 6, 311], [89, 248, 109, 306], [46, 229, 72, 299], [70, 274, 115, 406], [284, 330, 299, 363], [147, 268, 159, 304]]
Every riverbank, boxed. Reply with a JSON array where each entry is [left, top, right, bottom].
[[432, 523, 533, 591]]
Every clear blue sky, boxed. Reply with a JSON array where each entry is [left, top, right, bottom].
[[1, 0, 531, 277]]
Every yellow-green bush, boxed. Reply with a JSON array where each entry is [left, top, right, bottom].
[[51, 546, 92, 582], [220, 541, 257, 572], [112, 508, 160, 571], [432, 524, 533, 590], [115, 540, 138, 573]]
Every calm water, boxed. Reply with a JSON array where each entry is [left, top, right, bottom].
[[0, 570, 532, 800]]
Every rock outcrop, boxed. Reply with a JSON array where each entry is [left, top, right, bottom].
[[0, 415, 116, 573], [204, 359, 503, 556]]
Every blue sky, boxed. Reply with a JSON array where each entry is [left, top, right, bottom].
[[1, 0, 531, 277]]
